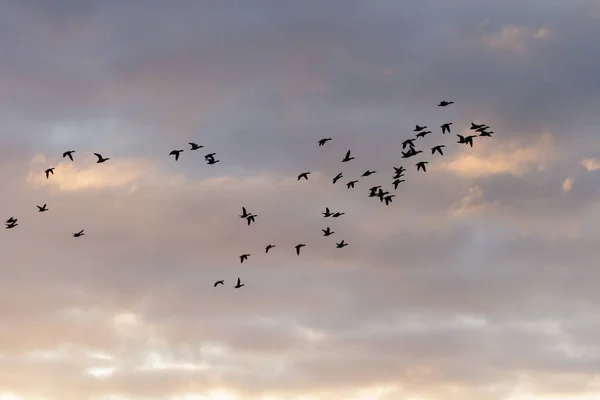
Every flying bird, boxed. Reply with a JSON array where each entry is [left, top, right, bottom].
[[169, 150, 184, 161], [73, 230, 84, 238], [457, 135, 476, 147], [332, 172, 343, 184], [5, 221, 17, 229], [438, 101, 454, 107], [94, 153, 109, 163], [331, 212, 345, 218], [36, 204, 48, 212], [431, 145, 445, 155], [377, 189, 389, 201], [44, 168, 54, 179], [322, 227, 334, 236], [214, 280, 224, 287], [265, 244, 275, 253], [205, 153, 217, 160], [346, 180, 358, 189], [206, 158, 220, 165], [234, 278, 245, 289], [416, 130, 432, 139], [369, 186, 381, 197], [416, 161, 428, 172], [5, 217, 16, 224], [361, 170, 376, 177], [322, 207, 333, 217], [392, 179, 405, 190], [402, 139, 416, 150], [342, 150, 354, 162], [298, 172, 311, 180], [470, 123, 486, 130], [62, 150, 75, 161], [240, 207, 252, 219], [441, 123, 452, 134], [246, 215, 256, 225], [295, 244, 306, 255], [383, 194, 395, 205], [402, 149, 422, 158], [475, 126, 490, 133], [240, 254, 250, 263], [318, 138, 332, 146], [336, 240, 348, 248], [189, 142, 203, 150], [479, 131, 493, 137], [414, 125, 427, 132]]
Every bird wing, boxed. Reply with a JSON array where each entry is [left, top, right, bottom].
[[345, 150, 351, 158]]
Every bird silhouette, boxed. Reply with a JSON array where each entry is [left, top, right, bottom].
[[342, 150, 354, 162], [402, 149, 422, 158], [240, 207, 252, 219], [246, 215, 256, 225], [240, 254, 250, 263], [383, 194, 395, 205], [205, 153, 217, 160], [431, 145, 445, 155], [265, 244, 275, 253], [318, 138, 332, 146], [5, 221, 17, 229], [479, 131, 493, 137], [189, 142, 203, 150], [393, 166, 406, 179], [392, 179, 405, 190], [369, 186, 381, 197], [322, 207, 333, 217], [416, 161, 428, 172], [331, 212, 345, 218], [414, 125, 427, 132], [475, 126, 490, 133], [332, 172, 343, 184], [346, 180, 359, 189], [361, 170, 376, 177], [441, 123, 452, 134], [416, 130, 432, 139], [298, 172, 311, 180], [94, 153, 109, 163], [295, 244, 306, 255], [322, 227, 334, 236], [336, 240, 348, 248], [457, 135, 476, 147], [214, 280, 224, 287], [169, 150, 184, 161], [5, 217, 16, 224], [206, 158, 220, 165], [377, 189, 389, 201], [234, 278, 245, 289], [62, 150, 75, 161], [44, 168, 54, 179], [470, 123, 486, 130], [73, 230, 84, 238], [36, 204, 48, 212], [438, 101, 454, 107], [402, 139, 416, 150]]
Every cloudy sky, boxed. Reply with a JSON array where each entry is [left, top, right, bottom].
[[2, 0, 600, 399]]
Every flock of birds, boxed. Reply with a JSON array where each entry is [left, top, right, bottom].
[[5, 100, 495, 289]]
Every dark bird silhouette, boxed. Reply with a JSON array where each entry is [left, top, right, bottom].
[[402, 149, 422, 158], [73, 230, 84, 238], [369, 186, 381, 197], [479, 131, 493, 137], [402, 139, 416, 150], [5, 221, 17, 229], [318, 138, 332, 146], [44, 168, 55, 179], [234, 278, 245, 289], [392, 179, 405, 190], [37, 204, 48, 212], [336, 240, 348, 248], [377, 189, 389, 201], [205, 153, 217, 160], [414, 125, 427, 132], [331, 212, 345, 218], [322, 227, 334, 236], [322, 207, 333, 217], [457, 135, 476, 147], [240, 254, 250, 263], [393, 166, 406, 176], [5, 217, 16, 224], [246, 215, 256, 225], [94, 153, 109, 163], [383, 194, 395, 205], [332, 172, 343, 184], [298, 172, 311, 180], [416, 161, 428, 172], [361, 170, 376, 177], [295, 244, 306, 255], [416, 130, 432, 139], [438, 101, 454, 107], [62, 150, 75, 161], [206, 158, 220, 165], [342, 150, 354, 162], [441, 123, 452, 134], [431, 145, 446, 155], [470, 123, 486, 130], [214, 280, 224, 287], [189, 142, 203, 150], [346, 180, 358, 189], [240, 207, 252, 219], [169, 150, 184, 161], [265, 244, 275, 253]]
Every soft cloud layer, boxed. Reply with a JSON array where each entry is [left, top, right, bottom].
[[1, 1, 600, 399]]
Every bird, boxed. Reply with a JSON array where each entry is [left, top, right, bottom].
[[479, 131, 493, 137], [332, 172, 343, 184], [368, 186, 381, 197], [322, 227, 334, 236], [402, 139, 416, 150], [392, 179, 405, 190], [73, 230, 84, 238], [189, 142, 203, 150], [214, 280, 224, 287], [44, 168, 54, 179], [342, 150, 354, 162], [431, 145, 446, 155], [361, 170, 376, 177], [5, 221, 17, 229], [414, 125, 427, 132], [318, 138, 332, 146], [298, 172, 311, 180], [322, 207, 333, 217], [206, 158, 220, 165], [62, 150, 75, 161], [383, 194, 395, 205], [346, 180, 358, 189], [204, 153, 217, 160], [36, 204, 48, 212], [246, 215, 256, 225], [169, 150, 184, 161], [438, 101, 454, 107], [331, 212, 345, 218], [393, 166, 406, 178], [402, 149, 422, 158], [377, 189, 389, 201], [416, 161, 428, 172], [240, 254, 250, 263], [295, 244, 306, 255], [470, 123, 486, 130], [416, 130, 432, 139], [234, 278, 245, 289], [441, 123, 452, 134], [94, 153, 109, 163], [265, 244, 275, 253], [240, 207, 252, 219], [457, 135, 476, 147], [336, 240, 348, 248], [5, 217, 16, 224], [475, 126, 490, 133]]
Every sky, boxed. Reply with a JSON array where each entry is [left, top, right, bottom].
[[1, 0, 600, 399]]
